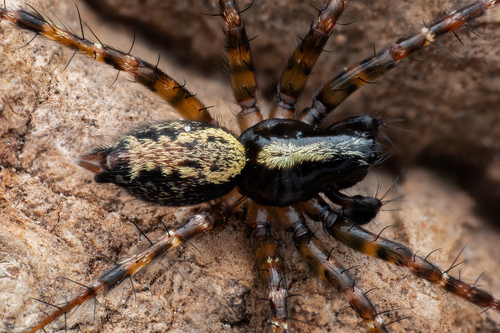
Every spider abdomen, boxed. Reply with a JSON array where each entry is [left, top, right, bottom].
[[79, 120, 245, 206], [238, 119, 378, 207]]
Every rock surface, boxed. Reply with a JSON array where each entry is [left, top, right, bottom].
[[1, 0, 499, 332]]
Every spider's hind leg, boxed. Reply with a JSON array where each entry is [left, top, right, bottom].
[[0, 6, 215, 124], [22, 189, 244, 333]]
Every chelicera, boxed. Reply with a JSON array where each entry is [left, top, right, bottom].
[[1, 0, 500, 332]]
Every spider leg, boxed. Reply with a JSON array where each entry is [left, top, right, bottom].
[[325, 114, 383, 135], [269, 0, 345, 119], [300, 196, 500, 312], [269, 0, 346, 120], [247, 202, 289, 332], [323, 188, 382, 226], [24, 188, 244, 333], [0, 7, 215, 124], [297, 0, 500, 126], [217, 0, 263, 132], [276, 205, 389, 333]]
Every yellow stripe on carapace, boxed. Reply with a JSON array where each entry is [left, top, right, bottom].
[[257, 138, 370, 169]]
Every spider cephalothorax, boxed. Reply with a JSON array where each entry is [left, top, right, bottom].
[[1, 1, 500, 333]]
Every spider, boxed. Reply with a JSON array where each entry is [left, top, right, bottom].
[[0, 0, 500, 330]]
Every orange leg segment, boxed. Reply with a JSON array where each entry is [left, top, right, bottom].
[[276, 205, 389, 333], [217, 0, 263, 132], [297, 0, 500, 125], [247, 202, 289, 332], [0, 7, 215, 124], [270, 0, 346, 120], [300, 196, 500, 312], [24, 188, 244, 333]]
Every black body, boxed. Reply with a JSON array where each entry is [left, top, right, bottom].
[[238, 118, 380, 206]]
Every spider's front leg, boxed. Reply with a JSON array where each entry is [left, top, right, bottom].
[[301, 196, 500, 313], [297, 0, 500, 125]]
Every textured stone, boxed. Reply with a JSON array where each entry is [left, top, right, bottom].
[[0, 0, 499, 332]]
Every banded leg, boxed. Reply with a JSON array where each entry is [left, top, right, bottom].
[[217, 0, 263, 132], [269, 0, 346, 120], [275, 205, 389, 333], [0, 7, 215, 124], [24, 188, 244, 333], [300, 196, 500, 312], [247, 202, 289, 332], [297, 0, 500, 125]]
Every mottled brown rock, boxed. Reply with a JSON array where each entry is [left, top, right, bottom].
[[0, 0, 499, 332]]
